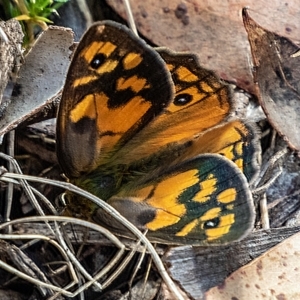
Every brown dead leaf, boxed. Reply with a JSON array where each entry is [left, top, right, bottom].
[[106, 0, 300, 94], [243, 8, 300, 151], [205, 231, 300, 299]]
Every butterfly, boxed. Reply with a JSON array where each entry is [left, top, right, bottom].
[[57, 20, 260, 245]]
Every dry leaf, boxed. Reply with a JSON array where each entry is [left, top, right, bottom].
[[163, 227, 300, 299], [205, 231, 300, 299], [243, 8, 300, 151], [0, 26, 74, 139], [107, 0, 300, 94]]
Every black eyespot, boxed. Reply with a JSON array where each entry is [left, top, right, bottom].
[[174, 93, 192, 106], [90, 53, 106, 69], [203, 217, 220, 229]]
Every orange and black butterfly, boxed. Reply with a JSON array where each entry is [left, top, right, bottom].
[[57, 21, 260, 245]]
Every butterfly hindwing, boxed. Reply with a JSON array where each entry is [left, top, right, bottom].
[[179, 120, 261, 182], [94, 154, 254, 245]]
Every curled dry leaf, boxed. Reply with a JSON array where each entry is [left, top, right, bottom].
[[205, 231, 300, 299], [0, 26, 74, 140], [243, 8, 300, 151]]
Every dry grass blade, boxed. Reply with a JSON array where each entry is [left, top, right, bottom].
[[0, 158, 183, 299]]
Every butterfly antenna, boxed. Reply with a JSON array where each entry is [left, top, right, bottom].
[[123, 0, 138, 36]]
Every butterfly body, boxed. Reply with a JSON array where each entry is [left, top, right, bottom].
[[57, 21, 260, 245]]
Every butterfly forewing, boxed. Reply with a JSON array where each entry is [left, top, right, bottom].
[[110, 50, 234, 166], [57, 21, 174, 178]]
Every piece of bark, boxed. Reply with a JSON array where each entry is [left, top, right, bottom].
[[0, 19, 23, 111]]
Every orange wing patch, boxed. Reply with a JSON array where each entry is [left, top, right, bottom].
[[117, 76, 150, 93], [176, 66, 199, 82], [69, 92, 152, 153], [82, 41, 117, 62], [217, 188, 237, 204], [122, 52, 143, 70], [194, 174, 217, 203]]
